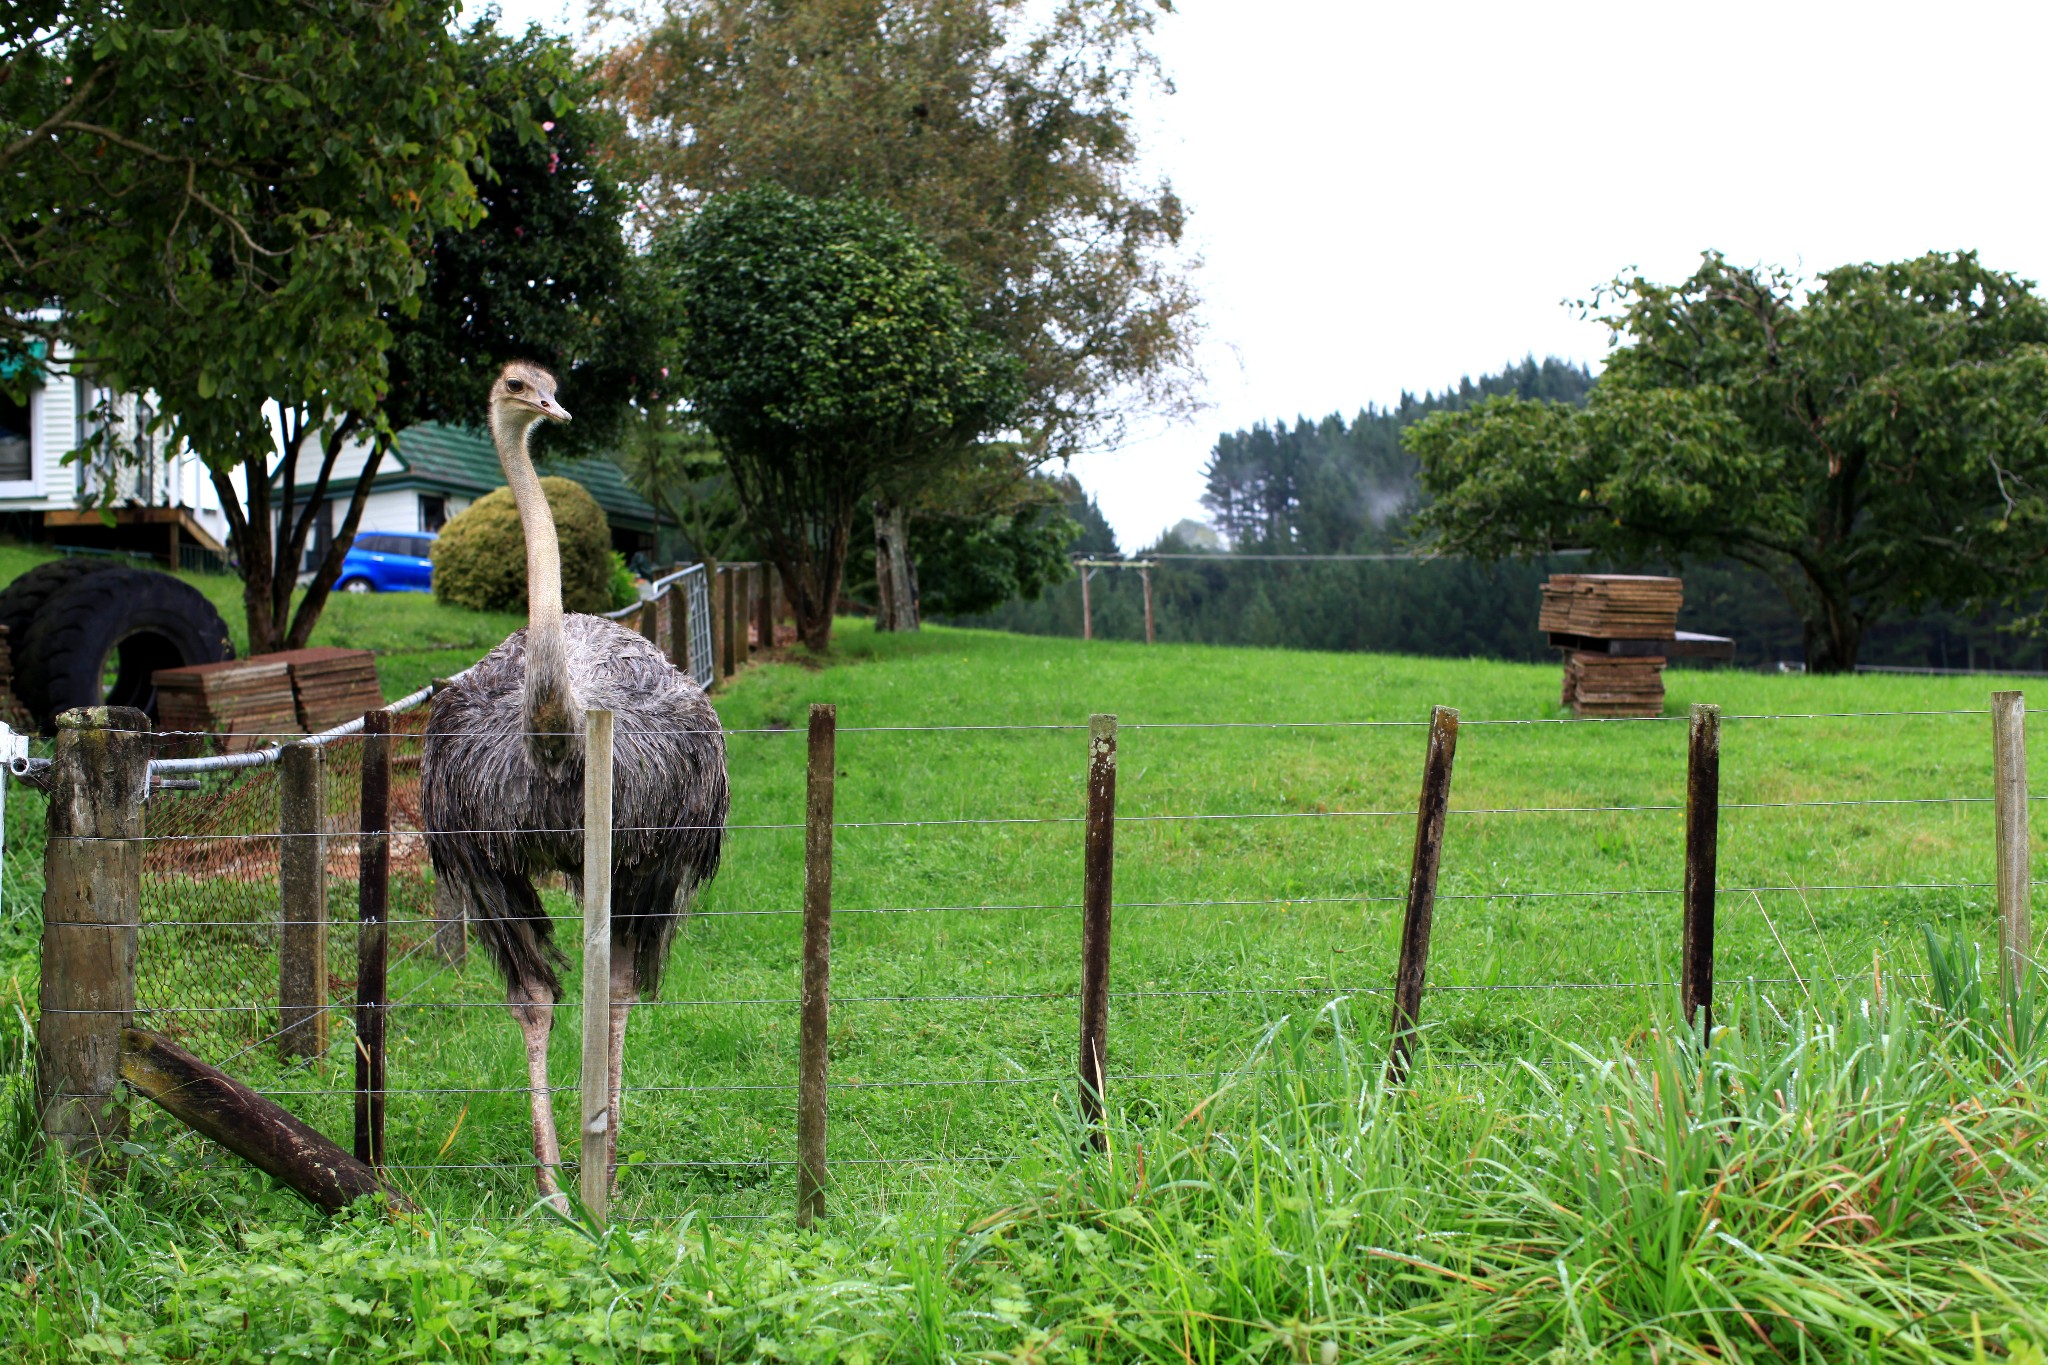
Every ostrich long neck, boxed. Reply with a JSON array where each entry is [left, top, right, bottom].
[[491, 407, 578, 755]]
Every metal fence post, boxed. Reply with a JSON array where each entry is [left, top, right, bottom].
[[37, 705, 149, 1161], [1681, 703, 1721, 1039], [579, 708, 616, 1222], [1388, 705, 1458, 1085], [353, 710, 390, 1168], [796, 703, 837, 1226], [1078, 713, 1117, 1145], [278, 741, 328, 1061], [1992, 690, 2032, 991]]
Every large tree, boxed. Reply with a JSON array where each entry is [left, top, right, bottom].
[[665, 186, 1018, 650], [600, 0, 1199, 625], [1405, 253, 2048, 672]]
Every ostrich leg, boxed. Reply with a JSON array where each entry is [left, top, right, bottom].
[[605, 955, 640, 1189], [507, 980, 566, 1204]]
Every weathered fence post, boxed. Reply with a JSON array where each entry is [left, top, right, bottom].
[[756, 565, 776, 652], [1080, 566, 1093, 642], [1681, 703, 1721, 1039], [1078, 713, 1117, 1144], [353, 710, 390, 1168], [579, 707, 616, 1223], [638, 591, 660, 646], [1141, 567, 1155, 645], [1388, 705, 1457, 1085], [796, 703, 837, 1226], [37, 705, 150, 1160], [278, 741, 328, 1061], [721, 567, 739, 679], [703, 561, 726, 686], [1992, 690, 2032, 991]]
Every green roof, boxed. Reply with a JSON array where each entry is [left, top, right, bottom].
[[390, 423, 657, 531]]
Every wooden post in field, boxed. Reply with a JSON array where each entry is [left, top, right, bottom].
[[353, 710, 391, 1168], [278, 741, 328, 1061], [1078, 713, 1117, 1144], [721, 567, 739, 679], [37, 705, 149, 1161], [1992, 690, 2032, 990], [703, 561, 726, 686], [638, 592, 660, 646], [1388, 705, 1457, 1085], [796, 703, 837, 1226], [1681, 703, 1720, 1039], [579, 708, 615, 1222], [1080, 567, 1093, 641], [1141, 567, 1155, 645], [756, 565, 775, 651]]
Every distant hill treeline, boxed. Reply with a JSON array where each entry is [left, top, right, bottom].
[[952, 357, 2048, 671]]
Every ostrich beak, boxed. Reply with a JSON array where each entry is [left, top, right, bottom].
[[539, 396, 571, 423]]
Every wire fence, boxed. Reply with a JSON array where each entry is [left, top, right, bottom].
[[13, 684, 2039, 1225]]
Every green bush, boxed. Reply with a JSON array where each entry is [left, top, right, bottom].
[[431, 477, 615, 614], [606, 550, 639, 611]]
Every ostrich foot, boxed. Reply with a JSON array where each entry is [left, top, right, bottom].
[[508, 983, 567, 1211]]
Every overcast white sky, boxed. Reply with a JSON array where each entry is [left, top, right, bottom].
[[477, 0, 2048, 547]]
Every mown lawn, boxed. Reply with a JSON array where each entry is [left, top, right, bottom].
[[3, 618, 2046, 1361]]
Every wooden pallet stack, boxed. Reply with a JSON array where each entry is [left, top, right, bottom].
[[154, 646, 382, 749], [1540, 574, 1684, 718], [154, 658, 300, 752], [273, 647, 385, 732]]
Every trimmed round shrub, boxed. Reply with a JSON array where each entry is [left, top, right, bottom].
[[431, 476, 616, 614]]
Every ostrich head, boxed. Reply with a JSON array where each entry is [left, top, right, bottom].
[[489, 360, 572, 431]]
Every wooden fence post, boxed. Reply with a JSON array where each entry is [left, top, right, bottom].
[[721, 567, 739, 679], [1078, 713, 1117, 1144], [756, 565, 775, 652], [1388, 705, 1458, 1085], [278, 741, 328, 1061], [580, 708, 616, 1222], [669, 578, 693, 678], [1080, 567, 1093, 642], [37, 705, 150, 1160], [1681, 703, 1721, 1039], [1141, 567, 1155, 645], [353, 710, 390, 1168], [796, 703, 837, 1226], [638, 592, 660, 645], [1992, 690, 2032, 990], [703, 561, 726, 686]]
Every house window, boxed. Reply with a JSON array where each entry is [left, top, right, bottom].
[[0, 392, 30, 483], [419, 494, 447, 532]]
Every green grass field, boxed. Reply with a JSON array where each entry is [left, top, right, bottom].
[[4, 604, 2046, 1361]]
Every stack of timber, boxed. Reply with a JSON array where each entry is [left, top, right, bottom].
[[1538, 575, 1683, 638], [155, 658, 299, 751], [1563, 651, 1669, 717], [272, 647, 383, 732]]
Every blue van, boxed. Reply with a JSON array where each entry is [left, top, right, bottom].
[[336, 531, 436, 593]]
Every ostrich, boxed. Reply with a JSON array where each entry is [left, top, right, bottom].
[[423, 360, 729, 1200]]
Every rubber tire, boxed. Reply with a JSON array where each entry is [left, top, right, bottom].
[[338, 576, 374, 594], [0, 557, 126, 661], [19, 568, 236, 731]]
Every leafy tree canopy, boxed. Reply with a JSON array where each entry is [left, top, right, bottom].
[[664, 185, 1019, 649], [1406, 252, 2048, 672], [602, 0, 1198, 462], [1, 0, 484, 466]]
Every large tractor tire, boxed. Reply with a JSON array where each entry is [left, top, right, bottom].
[[19, 568, 235, 731], [0, 557, 126, 659]]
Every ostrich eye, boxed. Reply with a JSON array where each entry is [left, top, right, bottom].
[[506, 378, 525, 393]]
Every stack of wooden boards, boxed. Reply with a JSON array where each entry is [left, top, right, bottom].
[[1541, 575, 1682, 718], [155, 647, 383, 751]]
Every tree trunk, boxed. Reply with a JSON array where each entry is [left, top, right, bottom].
[[872, 499, 919, 632], [1801, 611, 1862, 674]]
